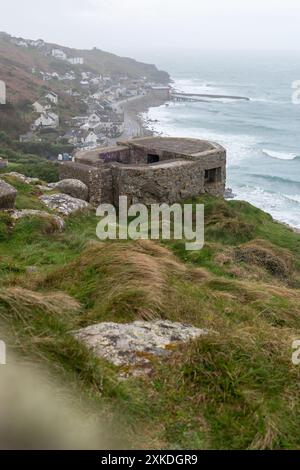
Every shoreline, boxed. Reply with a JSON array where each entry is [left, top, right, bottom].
[[118, 93, 168, 140], [117, 93, 300, 236]]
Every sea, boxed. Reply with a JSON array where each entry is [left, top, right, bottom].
[[142, 50, 300, 229]]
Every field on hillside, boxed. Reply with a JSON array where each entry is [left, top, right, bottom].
[[1, 174, 300, 449]]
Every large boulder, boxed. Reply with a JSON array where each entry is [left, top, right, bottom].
[[56, 179, 89, 201], [40, 194, 91, 216], [74, 320, 208, 376], [0, 180, 17, 209]]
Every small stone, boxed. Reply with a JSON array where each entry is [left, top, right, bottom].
[[0, 180, 17, 209], [26, 266, 38, 274], [37, 185, 54, 192], [224, 188, 235, 199]]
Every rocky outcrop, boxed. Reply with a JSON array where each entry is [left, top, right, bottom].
[[40, 194, 91, 216], [2, 172, 40, 185], [10, 210, 65, 232], [0, 180, 17, 209], [55, 179, 89, 201], [75, 320, 208, 376]]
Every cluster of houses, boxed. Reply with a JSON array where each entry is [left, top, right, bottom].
[[51, 48, 84, 65], [18, 73, 169, 154], [10, 37, 45, 49], [9, 34, 170, 156], [64, 109, 125, 148], [19, 91, 59, 143]]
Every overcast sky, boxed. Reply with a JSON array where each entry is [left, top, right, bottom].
[[1, 0, 300, 58]]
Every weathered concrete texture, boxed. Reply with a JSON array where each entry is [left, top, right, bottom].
[[112, 160, 204, 205], [75, 320, 208, 375], [0, 180, 17, 209], [40, 194, 91, 216], [60, 137, 227, 206], [55, 179, 89, 201], [10, 210, 65, 232], [59, 162, 103, 206]]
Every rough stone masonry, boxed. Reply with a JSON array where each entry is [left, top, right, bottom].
[[59, 136, 227, 206]]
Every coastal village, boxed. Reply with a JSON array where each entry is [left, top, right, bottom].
[[6, 34, 170, 161], [1, 27, 300, 452]]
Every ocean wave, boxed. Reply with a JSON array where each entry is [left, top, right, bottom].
[[282, 194, 300, 205], [250, 97, 285, 104], [173, 78, 227, 96], [249, 174, 300, 186], [144, 104, 259, 165], [262, 149, 298, 160], [231, 185, 300, 229]]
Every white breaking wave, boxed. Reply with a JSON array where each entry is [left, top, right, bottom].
[[173, 78, 227, 96], [143, 104, 258, 166], [283, 194, 300, 204], [142, 93, 300, 230], [262, 149, 297, 160], [232, 186, 300, 229]]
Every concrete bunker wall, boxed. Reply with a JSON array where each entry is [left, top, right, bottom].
[[59, 162, 113, 206], [60, 138, 226, 206], [111, 160, 205, 206], [189, 148, 226, 197]]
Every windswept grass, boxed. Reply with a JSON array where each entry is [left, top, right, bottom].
[[1, 180, 300, 449]]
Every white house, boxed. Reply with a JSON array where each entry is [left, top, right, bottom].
[[80, 81, 89, 89], [16, 40, 28, 48], [88, 113, 101, 126], [84, 131, 98, 145], [34, 112, 59, 129], [91, 91, 104, 100], [0, 80, 6, 105], [52, 49, 67, 61], [32, 101, 46, 114], [68, 57, 84, 65], [45, 92, 58, 105], [28, 39, 45, 48]]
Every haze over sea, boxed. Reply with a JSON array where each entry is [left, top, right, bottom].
[[143, 50, 300, 229]]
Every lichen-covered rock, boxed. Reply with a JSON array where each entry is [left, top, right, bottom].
[[56, 179, 89, 201], [40, 194, 91, 216], [2, 172, 40, 185], [0, 180, 17, 209], [10, 210, 65, 232], [74, 320, 208, 375], [37, 185, 54, 192]]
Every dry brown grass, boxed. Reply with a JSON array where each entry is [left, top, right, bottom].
[[235, 239, 293, 278], [40, 240, 210, 323], [0, 286, 81, 318]]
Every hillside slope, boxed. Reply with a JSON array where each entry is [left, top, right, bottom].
[[1, 173, 300, 449], [0, 32, 169, 104]]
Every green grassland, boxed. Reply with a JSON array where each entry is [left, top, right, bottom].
[[1, 175, 300, 449]]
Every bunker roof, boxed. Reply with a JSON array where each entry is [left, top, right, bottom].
[[124, 137, 216, 156]]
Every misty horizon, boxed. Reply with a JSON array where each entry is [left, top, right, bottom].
[[2, 0, 300, 61]]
